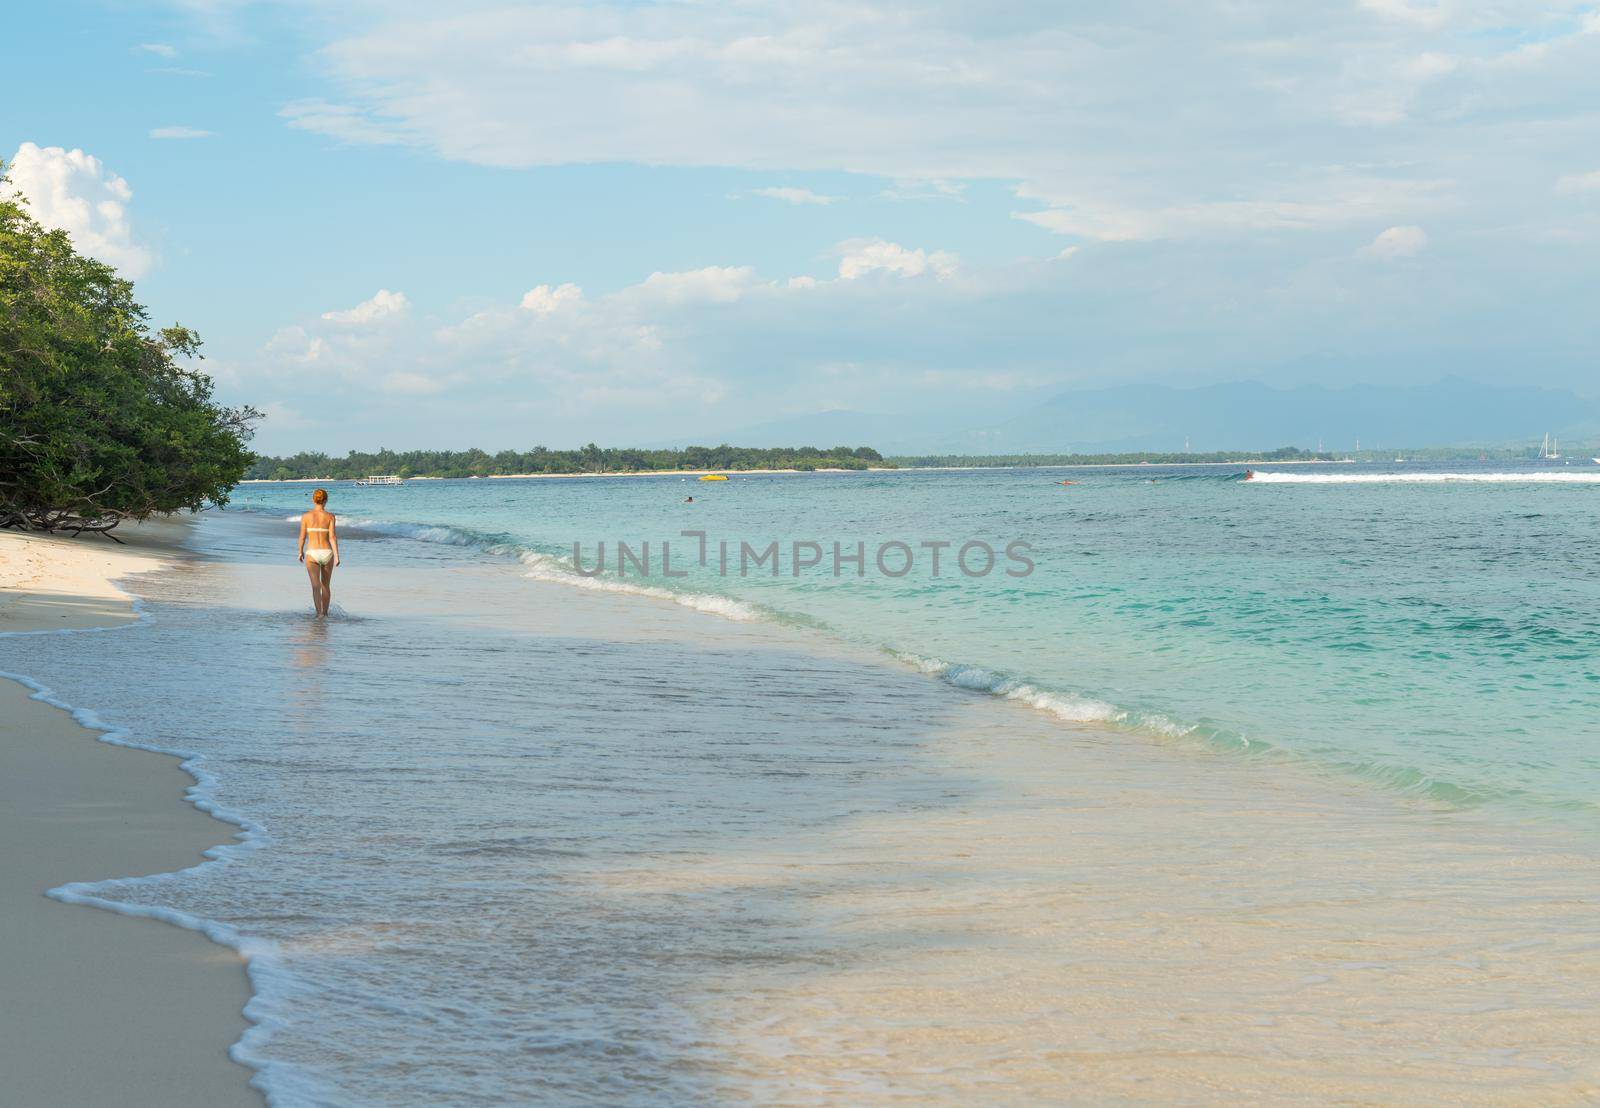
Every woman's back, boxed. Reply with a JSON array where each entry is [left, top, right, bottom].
[[303, 509, 335, 546]]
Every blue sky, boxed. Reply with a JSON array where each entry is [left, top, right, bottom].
[[5, 0, 1600, 453]]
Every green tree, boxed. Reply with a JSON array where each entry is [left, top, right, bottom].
[[1, 161, 258, 536]]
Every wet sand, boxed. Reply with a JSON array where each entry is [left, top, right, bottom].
[[687, 702, 1600, 1103], [0, 523, 259, 1106]]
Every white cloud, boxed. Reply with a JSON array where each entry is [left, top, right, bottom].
[[1015, 178, 1451, 243], [1357, 0, 1450, 30], [243, 236, 993, 447], [383, 371, 444, 395], [265, 1, 1600, 253], [636, 265, 759, 304], [321, 288, 410, 324], [520, 282, 584, 314], [1015, 203, 1163, 243], [264, 325, 330, 364], [239, 214, 1594, 457], [837, 239, 958, 281], [279, 99, 413, 147], [752, 186, 837, 206], [136, 42, 178, 58], [5, 142, 154, 277], [114, 1, 1599, 452], [150, 125, 214, 140], [1332, 50, 1460, 126], [1554, 169, 1600, 193], [1360, 225, 1429, 258], [878, 179, 967, 202]]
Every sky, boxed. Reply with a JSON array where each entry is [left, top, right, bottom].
[[4, 0, 1600, 454]]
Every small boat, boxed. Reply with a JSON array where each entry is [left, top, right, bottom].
[[354, 474, 405, 486], [698, 474, 729, 481]]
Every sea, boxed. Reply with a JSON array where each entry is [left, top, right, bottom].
[[244, 460, 1600, 815], [7, 460, 1600, 1103]]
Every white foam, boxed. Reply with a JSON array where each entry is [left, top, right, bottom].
[[900, 653, 1118, 722], [1248, 471, 1600, 484], [1, 598, 282, 1100], [897, 652, 1218, 747], [516, 549, 764, 622]]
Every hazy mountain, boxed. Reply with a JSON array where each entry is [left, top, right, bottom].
[[670, 379, 1600, 455], [964, 378, 1600, 455]]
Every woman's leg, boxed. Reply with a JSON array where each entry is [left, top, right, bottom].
[[319, 560, 335, 614], [305, 559, 325, 615]]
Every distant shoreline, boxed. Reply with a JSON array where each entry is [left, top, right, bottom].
[[241, 467, 888, 483], [237, 456, 1586, 485], [240, 459, 1330, 484], [890, 458, 1352, 471]]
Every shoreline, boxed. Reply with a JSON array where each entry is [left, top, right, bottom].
[[0, 522, 260, 1106], [242, 466, 884, 483], [236, 510, 1600, 1097], [240, 458, 1476, 485], [8, 508, 1600, 1099]]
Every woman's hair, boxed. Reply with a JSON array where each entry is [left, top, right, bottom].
[[312, 488, 329, 505]]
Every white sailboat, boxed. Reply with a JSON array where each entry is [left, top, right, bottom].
[[1541, 432, 1561, 460]]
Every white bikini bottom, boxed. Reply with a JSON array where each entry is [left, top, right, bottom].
[[305, 548, 334, 565]]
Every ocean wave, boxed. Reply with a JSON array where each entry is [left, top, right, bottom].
[[293, 508, 1234, 745], [252, 504, 1550, 814], [1248, 471, 1600, 484], [891, 651, 1541, 808], [894, 652, 1223, 742], [515, 548, 764, 621], [296, 513, 770, 623]]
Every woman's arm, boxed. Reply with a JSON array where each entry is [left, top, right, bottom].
[[330, 516, 340, 566], [298, 515, 307, 562]]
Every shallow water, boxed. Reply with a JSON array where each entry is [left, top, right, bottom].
[[234, 462, 1600, 818], [9, 509, 1600, 1104], [8, 515, 996, 1103]]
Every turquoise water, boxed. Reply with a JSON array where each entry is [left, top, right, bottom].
[[11, 472, 1600, 1103], [234, 463, 1600, 818]]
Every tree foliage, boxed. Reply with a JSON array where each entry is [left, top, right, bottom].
[[0, 162, 258, 535], [246, 444, 888, 481]]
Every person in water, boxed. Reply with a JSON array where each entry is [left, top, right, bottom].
[[297, 487, 341, 616]]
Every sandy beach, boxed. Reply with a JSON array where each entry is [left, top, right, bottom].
[[6, 504, 1596, 1102], [0, 521, 259, 1107]]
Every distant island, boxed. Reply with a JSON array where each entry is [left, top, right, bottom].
[[245, 445, 889, 481], [888, 444, 1570, 468], [246, 441, 1584, 482], [889, 447, 1335, 468]]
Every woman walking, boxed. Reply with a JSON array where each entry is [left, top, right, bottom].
[[297, 487, 341, 616]]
